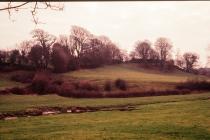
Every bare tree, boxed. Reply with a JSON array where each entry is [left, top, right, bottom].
[[98, 35, 123, 63], [57, 35, 69, 48], [57, 35, 73, 55], [148, 49, 159, 61], [51, 43, 69, 73], [134, 40, 152, 64], [81, 37, 104, 68], [155, 37, 173, 67], [0, 50, 8, 64], [31, 28, 56, 68], [28, 44, 43, 69], [9, 49, 20, 65], [207, 46, 210, 67], [121, 49, 129, 62], [129, 51, 137, 60], [17, 40, 35, 65], [108, 43, 123, 63], [70, 25, 92, 67], [175, 49, 184, 68], [183, 52, 199, 72], [18, 40, 33, 54]]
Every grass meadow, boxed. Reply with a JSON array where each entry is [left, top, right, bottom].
[[0, 93, 210, 140], [0, 64, 210, 139]]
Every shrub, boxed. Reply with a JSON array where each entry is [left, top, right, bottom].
[[0, 65, 17, 72], [70, 90, 103, 98], [10, 87, 26, 95], [52, 79, 63, 85], [51, 43, 70, 73], [104, 80, 112, 91], [30, 72, 51, 94], [176, 79, 210, 91], [0, 89, 10, 95], [45, 84, 58, 93], [104, 89, 191, 98], [75, 81, 99, 91], [56, 87, 193, 98], [115, 79, 127, 90], [57, 82, 75, 97]]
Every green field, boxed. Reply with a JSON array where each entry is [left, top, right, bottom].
[[0, 64, 210, 139], [0, 93, 209, 113], [0, 93, 210, 140]]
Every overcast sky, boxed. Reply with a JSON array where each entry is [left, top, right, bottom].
[[0, 1, 210, 67]]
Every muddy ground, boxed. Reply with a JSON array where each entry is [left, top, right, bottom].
[[0, 104, 136, 120]]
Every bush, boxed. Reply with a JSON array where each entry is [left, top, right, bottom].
[[70, 90, 103, 98], [0, 89, 10, 95], [104, 89, 191, 98], [30, 72, 51, 94], [10, 87, 26, 95], [45, 84, 58, 93], [57, 82, 75, 96], [57, 88, 192, 98], [45, 79, 64, 93], [11, 72, 34, 83], [104, 80, 112, 91], [74, 81, 99, 91], [0, 65, 17, 72], [51, 43, 70, 73], [115, 79, 127, 90], [56, 81, 100, 97], [58, 89, 103, 98], [176, 79, 210, 91], [52, 79, 63, 85]]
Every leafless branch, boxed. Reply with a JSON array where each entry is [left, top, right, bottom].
[[31, 2, 38, 24], [0, 2, 29, 11], [0, 2, 64, 24]]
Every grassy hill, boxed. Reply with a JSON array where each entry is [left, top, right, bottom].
[[64, 63, 207, 90], [0, 63, 208, 91]]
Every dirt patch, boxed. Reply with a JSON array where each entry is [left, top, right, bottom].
[[0, 105, 136, 120], [1, 96, 209, 120]]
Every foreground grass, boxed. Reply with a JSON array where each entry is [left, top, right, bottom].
[[0, 92, 209, 112], [0, 93, 210, 140]]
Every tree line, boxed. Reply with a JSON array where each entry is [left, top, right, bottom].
[[130, 38, 200, 73], [0, 26, 124, 73], [0, 25, 202, 73]]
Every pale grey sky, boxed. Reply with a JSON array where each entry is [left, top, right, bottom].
[[0, 1, 210, 66]]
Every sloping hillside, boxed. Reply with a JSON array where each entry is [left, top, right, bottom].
[[64, 63, 207, 90], [0, 63, 208, 91]]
